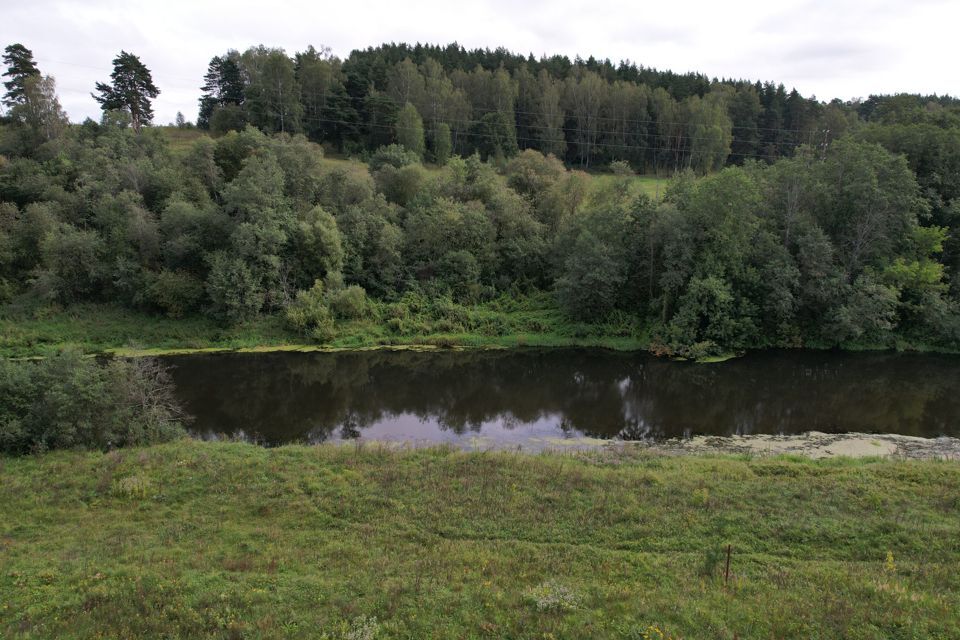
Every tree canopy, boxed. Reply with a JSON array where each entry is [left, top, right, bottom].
[[92, 51, 160, 133], [1, 39, 958, 356]]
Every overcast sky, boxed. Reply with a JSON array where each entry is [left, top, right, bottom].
[[4, 0, 958, 124]]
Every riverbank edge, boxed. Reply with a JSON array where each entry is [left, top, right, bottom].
[[5, 335, 649, 360], [5, 301, 960, 360], [528, 431, 960, 460], [100, 334, 648, 358], [261, 432, 960, 460], [8, 326, 958, 361], [93, 338, 960, 362]]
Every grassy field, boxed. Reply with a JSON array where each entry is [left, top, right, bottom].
[[1, 440, 958, 639], [0, 304, 296, 358], [0, 296, 648, 358], [156, 126, 208, 157], [589, 173, 667, 200]]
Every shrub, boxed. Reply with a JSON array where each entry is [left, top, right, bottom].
[[505, 150, 565, 199], [373, 163, 426, 206], [368, 144, 420, 172], [285, 280, 336, 343], [328, 285, 368, 320], [609, 159, 634, 176], [205, 251, 264, 323], [0, 351, 187, 455], [149, 269, 204, 318]]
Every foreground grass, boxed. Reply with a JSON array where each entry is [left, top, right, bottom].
[[0, 297, 648, 358], [1, 441, 958, 639]]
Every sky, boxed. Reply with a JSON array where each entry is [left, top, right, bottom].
[[3, 0, 959, 124]]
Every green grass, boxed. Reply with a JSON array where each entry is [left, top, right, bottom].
[[0, 304, 297, 358], [319, 154, 374, 177], [1, 440, 958, 638], [0, 296, 649, 358], [155, 126, 209, 157], [588, 173, 668, 201]]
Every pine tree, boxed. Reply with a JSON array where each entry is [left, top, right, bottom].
[[198, 53, 244, 129], [2, 43, 40, 109], [92, 51, 160, 133]]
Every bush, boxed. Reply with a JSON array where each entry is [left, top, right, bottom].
[[149, 269, 204, 318], [368, 144, 420, 172], [609, 159, 634, 176], [505, 149, 565, 199], [328, 285, 368, 320], [0, 351, 187, 455], [285, 280, 335, 343], [204, 251, 264, 323], [373, 163, 426, 206]]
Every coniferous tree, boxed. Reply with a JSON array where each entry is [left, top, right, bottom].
[[197, 53, 244, 129], [92, 51, 160, 133], [2, 43, 40, 109]]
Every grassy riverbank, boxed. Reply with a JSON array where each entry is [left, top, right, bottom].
[[2, 441, 958, 639], [0, 297, 649, 358], [2, 295, 954, 360]]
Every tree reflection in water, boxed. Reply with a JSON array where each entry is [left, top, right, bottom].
[[168, 349, 960, 446]]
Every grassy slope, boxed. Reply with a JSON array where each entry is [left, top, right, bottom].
[[589, 173, 666, 200], [1, 441, 958, 639], [156, 126, 208, 157]]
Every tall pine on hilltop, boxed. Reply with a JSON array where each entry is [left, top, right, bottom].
[[2, 43, 40, 109], [92, 51, 159, 133]]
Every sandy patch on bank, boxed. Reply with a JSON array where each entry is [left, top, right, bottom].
[[338, 431, 959, 460], [526, 431, 960, 460]]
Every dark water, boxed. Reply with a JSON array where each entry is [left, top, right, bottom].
[[167, 348, 960, 447]]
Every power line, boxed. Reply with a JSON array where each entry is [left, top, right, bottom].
[[34, 56, 820, 160], [214, 86, 815, 135], [257, 112, 807, 162], [36, 56, 818, 137], [303, 105, 810, 150]]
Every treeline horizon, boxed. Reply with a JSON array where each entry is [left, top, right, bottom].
[[6, 40, 960, 172], [1, 40, 959, 357], [189, 41, 960, 173]]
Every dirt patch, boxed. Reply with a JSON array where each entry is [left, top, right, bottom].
[[332, 431, 960, 460], [534, 431, 960, 460]]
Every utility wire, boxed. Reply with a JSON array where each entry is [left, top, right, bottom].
[[254, 113, 809, 162], [37, 56, 821, 136]]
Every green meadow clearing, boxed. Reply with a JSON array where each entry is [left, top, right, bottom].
[[2, 440, 958, 639]]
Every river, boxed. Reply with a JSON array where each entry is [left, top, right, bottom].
[[166, 348, 960, 447]]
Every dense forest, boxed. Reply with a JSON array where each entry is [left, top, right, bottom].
[[1, 42, 959, 357], [194, 42, 839, 172]]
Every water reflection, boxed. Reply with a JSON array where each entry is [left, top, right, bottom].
[[168, 349, 960, 446]]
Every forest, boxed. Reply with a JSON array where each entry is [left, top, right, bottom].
[[1, 41, 960, 357], [3, 34, 960, 640]]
